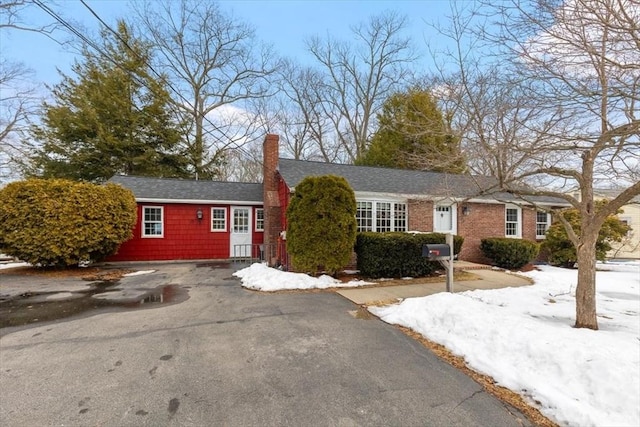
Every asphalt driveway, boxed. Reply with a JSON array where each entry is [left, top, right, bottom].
[[0, 262, 531, 426]]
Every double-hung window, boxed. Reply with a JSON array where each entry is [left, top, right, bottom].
[[211, 208, 226, 232], [255, 208, 265, 231], [505, 205, 522, 238], [356, 200, 407, 232], [376, 202, 392, 232], [394, 203, 407, 231], [536, 211, 551, 239], [356, 201, 373, 232], [142, 206, 163, 238]]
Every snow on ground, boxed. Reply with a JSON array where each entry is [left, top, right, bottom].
[[371, 263, 640, 427], [123, 270, 155, 277], [0, 261, 29, 270], [233, 263, 372, 291]]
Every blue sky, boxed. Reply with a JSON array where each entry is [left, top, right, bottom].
[[1, 0, 454, 89]]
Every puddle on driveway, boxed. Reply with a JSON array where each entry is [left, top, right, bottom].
[[0, 282, 188, 328]]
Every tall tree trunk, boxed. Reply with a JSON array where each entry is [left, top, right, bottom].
[[575, 231, 599, 330]]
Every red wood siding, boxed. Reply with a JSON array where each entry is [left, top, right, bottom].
[[109, 203, 264, 261], [278, 175, 290, 231]]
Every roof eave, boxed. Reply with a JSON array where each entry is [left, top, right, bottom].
[[135, 198, 262, 205]]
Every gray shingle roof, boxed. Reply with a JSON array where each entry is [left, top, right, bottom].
[[108, 175, 263, 203], [278, 158, 566, 205]]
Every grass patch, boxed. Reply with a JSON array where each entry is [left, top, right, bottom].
[[0, 266, 134, 281]]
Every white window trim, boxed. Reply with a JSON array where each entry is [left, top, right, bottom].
[[536, 212, 551, 239], [356, 199, 408, 232], [433, 203, 458, 234], [255, 208, 265, 232], [505, 204, 522, 238], [142, 206, 164, 238], [211, 207, 227, 232]]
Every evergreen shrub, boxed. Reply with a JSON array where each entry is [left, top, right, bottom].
[[541, 205, 630, 268], [0, 178, 137, 267], [480, 237, 539, 269], [355, 232, 464, 278], [286, 175, 357, 275]]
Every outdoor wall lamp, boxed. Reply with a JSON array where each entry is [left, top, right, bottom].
[[196, 208, 203, 220], [462, 205, 470, 216]]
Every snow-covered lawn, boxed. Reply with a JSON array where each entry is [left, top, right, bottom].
[[233, 262, 372, 291], [0, 261, 29, 270], [371, 262, 640, 427]]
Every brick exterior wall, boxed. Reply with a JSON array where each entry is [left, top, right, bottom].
[[457, 203, 506, 263], [260, 134, 296, 269], [408, 199, 434, 231], [522, 206, 538, 241], [262, 134, 283, 266]]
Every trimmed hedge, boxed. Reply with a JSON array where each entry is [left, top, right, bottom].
[[480, 237, 539, 269], [0, 178, 137, 267], [286, 175, 357, 275], [355, 232, 464, 279]]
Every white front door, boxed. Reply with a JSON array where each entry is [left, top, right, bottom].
[[434, 204, 457, 234], [230, 206, 252, 257]]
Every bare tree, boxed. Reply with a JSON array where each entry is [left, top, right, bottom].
[[1, 0, 58, 35], [307, 11, 416, 162], [263, 60, 343, 162], [1, 0, 57, 183], [429, 0, 639, 329], [0, 60, 36, 182], [134, 0, 279, 179]]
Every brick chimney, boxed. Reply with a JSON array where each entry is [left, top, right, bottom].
[[263, 134, 281, 265]]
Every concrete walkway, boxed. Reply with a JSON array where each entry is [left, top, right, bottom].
[[337, 265, 533, 305]]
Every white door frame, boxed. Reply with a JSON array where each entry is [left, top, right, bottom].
[[433, 203, 457, 234], [230, 206, 252, 257]]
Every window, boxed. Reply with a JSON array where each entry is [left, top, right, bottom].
[[356, 200, 407, 232], [211, 208, 226, 232], [536, 211, 551, 239], [255, 208, 264, 231], [233, 208, 249, 233], [142, 206, 163, 237], [505, 205, 521, 237], [394, 203, 407, 231], [376, 202, 392, 232], [356, 201, 373, 232]]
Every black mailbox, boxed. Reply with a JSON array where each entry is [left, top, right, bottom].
[[422, 244, 451, 259]]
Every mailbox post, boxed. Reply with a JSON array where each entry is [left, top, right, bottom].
[[422, 233, 454, 293]]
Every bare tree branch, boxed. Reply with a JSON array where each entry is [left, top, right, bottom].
[[427, 0, 640, 330]]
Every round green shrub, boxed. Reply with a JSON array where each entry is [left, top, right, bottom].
[[541, 206, 630, 268], [286, 175, 357, 275], [0, 178, 137, 267], [480, 237, 539, 270]]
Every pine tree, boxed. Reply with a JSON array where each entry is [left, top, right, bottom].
[[357, 88, 465, 173], [28, 21, 189, 182]]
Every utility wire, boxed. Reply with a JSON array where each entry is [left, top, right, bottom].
[[78, 0, 261, 163], [34, 0, 260, 176]]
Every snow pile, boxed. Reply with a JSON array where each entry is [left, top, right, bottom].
[[233, 263, 372, 291], [371, 264, 640, 427]]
